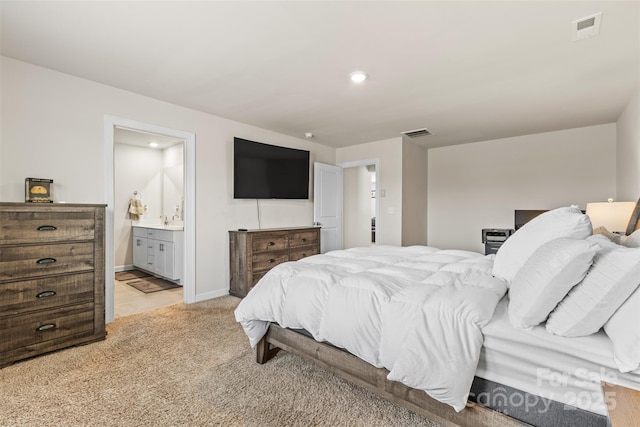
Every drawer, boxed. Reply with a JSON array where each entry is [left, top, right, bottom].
[[289, 245, 319, 262], [252, 250, 288, 272], [289, 230, 319, 248], [0, 242, 94, 282], [0, 273, 94, 316], [252, 234, 288, 252], [0, 211, 95, 244], [0, 303, 94, 352], [134, 227, 181, 242]]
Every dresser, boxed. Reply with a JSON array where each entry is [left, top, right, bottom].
[[0, 203, 106, 367], [229, 226, 320, 298]]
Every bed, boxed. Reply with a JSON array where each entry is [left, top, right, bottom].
[[235, 205, 640, 427]]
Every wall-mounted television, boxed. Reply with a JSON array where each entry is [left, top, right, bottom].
[[234, 137, 310, 199]]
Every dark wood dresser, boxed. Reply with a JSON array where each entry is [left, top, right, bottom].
[[0, 203, 106, 367], [229, 226, 320, 298]]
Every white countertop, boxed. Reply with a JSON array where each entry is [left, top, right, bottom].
[[133, 224, 184, 231]]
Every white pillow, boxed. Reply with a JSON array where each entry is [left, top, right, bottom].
[[508, 237, 597, 329], [546, 236, 640, 337], [605, 286, 640, 372], [492, 206, 592, 283]]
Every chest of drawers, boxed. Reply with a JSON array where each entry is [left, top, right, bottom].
[[0, 203, 106, 367], [229, 226, 320, 298]]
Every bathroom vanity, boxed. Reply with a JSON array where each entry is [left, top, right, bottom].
[[132, 225, 184, 283]]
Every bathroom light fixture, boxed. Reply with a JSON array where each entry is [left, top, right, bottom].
[[349, 71, 368, 83], [148, 141, 159, 148]]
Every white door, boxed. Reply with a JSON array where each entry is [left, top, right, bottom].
[[132, 236, 147, 270], [314, 162, 343, 253], [156, 240, 176, 280]]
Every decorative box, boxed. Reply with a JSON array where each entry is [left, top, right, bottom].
[[25, 178, 53, 203]]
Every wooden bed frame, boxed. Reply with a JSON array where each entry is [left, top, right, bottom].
[[253, 203, 640, 426], [625, 198, 640, 236], [257, 324, 527, 427]]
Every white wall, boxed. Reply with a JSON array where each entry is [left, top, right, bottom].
[[0, 56, 335, 300], [616, 90, 640, 202], [428, 124, 617, 253], [114, 143, 163, 268], [343, 166, 372, 248], [401, 140, 429, 246], [337, 137, 403, 246]]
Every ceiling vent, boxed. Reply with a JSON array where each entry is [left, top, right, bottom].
[[572, 13, 602, 41], [401, 128, 432, 138]]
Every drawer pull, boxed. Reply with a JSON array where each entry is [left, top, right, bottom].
[[36, 323, 57, 332], [268, 258, 276, 264], [136, 239, 142, 246], [37, 225, 58, 231], [301, 254, 306, 258], [268, 241, 275, 246], [36, 257, 57, 265], [36, 291, 57, 298]]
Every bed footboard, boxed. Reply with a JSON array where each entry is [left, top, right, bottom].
[[256, 323, 527, 427]]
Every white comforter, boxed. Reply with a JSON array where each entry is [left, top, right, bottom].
[[234, 245, 507, 411]]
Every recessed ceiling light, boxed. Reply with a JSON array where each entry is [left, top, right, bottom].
[[349, 71, 368, 83], [148, 141, 159, 148]]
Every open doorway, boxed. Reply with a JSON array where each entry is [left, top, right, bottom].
[[340, 159, 379, 249], [113, 128, 185, 318], [104, 115, 196, 324]]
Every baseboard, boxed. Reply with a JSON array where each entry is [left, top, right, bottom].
[[194, 288, 230, 303], [114, 264, 135, 273]]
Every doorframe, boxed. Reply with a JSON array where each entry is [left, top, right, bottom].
[[338, 158, 380, 244], [103, 115, 196, 323]]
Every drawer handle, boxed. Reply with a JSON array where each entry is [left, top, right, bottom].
[[301, 238, 307, 242], [36, 291, 57, 298], [301, 254, 306, 258], [36, 323, 57, 332], [36, 257, 57, 265], [268, 241, 275, 246], [268, 258, 276, 264], [37, 225, 57, 231], [136, 239, 142, 246]]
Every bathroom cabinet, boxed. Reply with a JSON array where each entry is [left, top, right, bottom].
[[132, 226, 183, 282]]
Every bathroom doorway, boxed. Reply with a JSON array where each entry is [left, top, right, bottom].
[[104, 115, 196, 323], [113, 128, 185, 318]]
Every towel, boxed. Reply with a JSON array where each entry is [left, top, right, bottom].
[[128, 198, 144, 220]]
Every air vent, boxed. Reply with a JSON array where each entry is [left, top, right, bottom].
[[401, 128, 432, 138], [572, 13, 602, 41]]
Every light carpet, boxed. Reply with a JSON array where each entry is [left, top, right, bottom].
[[0, 296, 441, 427]]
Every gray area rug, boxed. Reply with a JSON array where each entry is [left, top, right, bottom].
[[126, 276, 181, 293], [0, 296, 441, 427], [114, 269, 151, 281]]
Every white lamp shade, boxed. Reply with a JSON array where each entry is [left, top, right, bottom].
[[586, 201, 635, 233]]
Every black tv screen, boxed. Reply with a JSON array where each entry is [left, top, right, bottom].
[[234, 138, 310, 199]]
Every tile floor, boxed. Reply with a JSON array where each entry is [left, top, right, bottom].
[[114, 278, 183, 319]]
